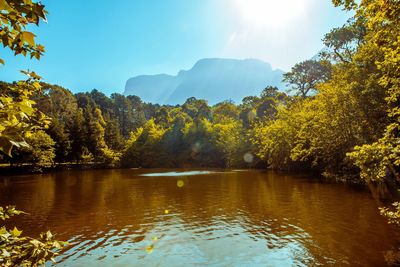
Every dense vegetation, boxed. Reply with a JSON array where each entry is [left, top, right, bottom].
[[0, 0, 399, 263], [1, 1, 399, 184], [0, 1, 66, 266], [1, 83, 281, 169]]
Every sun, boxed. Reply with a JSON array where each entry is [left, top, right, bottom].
[[234, 0, 306, 28]]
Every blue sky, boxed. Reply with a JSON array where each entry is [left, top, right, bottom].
[[0, 0, 351, 95]]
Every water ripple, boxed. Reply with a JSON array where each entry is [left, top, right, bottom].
[[0, 169, 397, 266]]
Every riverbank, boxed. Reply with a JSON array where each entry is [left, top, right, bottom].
[[0, 162, 361, 186], [0, 162, 117, 176]]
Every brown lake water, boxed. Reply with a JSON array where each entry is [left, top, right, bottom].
[[0, 169, 399, 266]]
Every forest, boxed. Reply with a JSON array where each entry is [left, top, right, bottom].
[[0, 0, 399, 265], [1, 0, 399, 184]]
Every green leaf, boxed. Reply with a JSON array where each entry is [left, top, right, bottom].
[[11, 227, 22, 237]]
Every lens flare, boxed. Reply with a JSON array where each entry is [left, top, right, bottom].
[[177, 180, 185, 188], [243, 153, 254, 163]]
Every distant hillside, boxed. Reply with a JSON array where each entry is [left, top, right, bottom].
[[124, 58, 285, 104]]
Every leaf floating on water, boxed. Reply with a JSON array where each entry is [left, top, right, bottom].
[[146, 244, 154, 254], [177, 180, 184, 188], [153, 236, 158, 241]]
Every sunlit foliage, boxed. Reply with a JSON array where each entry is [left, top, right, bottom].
[[0, 206, 66, 266], [0, 0, 49, 156], [0, 0, 46, 65], [334, 0, 400, 225], [18, 130, 55, 169], [283, 60, 331, 98], [0, 73, 50, 157]]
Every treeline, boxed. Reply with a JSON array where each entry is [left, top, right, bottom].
[[0, 0, 398, 265], [251, 1, 399, 183], [0, 82, 290, 169], [1, 0, 399, 188]]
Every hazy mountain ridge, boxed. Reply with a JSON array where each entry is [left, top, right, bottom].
[[124, 58, 285, 104]]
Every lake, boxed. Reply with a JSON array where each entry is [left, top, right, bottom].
[[0, 169, 399, 266]]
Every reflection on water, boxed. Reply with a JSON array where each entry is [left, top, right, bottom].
[[140, 170, 220, 177], [0, 169, 399, 266]]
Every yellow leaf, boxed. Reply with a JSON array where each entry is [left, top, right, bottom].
[[21, 31, 36, 46], [146, 244, 154, 254], [0, 0, 12, 11], [11, 227, 22, 237]]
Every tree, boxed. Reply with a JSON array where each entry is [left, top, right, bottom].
[[213, 101, 240, 123], [37, 83, 78, 122], [19, 130, 55, 169], [182, 97, 212, 121], [85, 106, 117, 163], [32, 84, 79, 162], [105, 118, 124, 151], [111, 93, 135, 138], [251, 103, 303, 170], [0, 0, 49, 156], [212, 118, 245, 167], [127, 95, 146, 129], [0, 73, 50, 156], [46, 118, 71, 162], [182, 118, 223, 167], [90, 89, 113, 117], [321, 19, 366, 63], [256, 98, 277, 119], [69, 108, 87, 162], [241, 96, 259, 109], [239, 96, 259, 128], [333, 0, 400, 224], [154, 106, 171, 127], [121, 119, 166, 167], [0, 0, 46, 65], [283, 60, 332, 98], [159, 112, 191, 166], [120, 127, 143, 167]]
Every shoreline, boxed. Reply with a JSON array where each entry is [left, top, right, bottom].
[[0, 163, 359, 184]]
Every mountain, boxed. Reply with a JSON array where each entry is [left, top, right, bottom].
[[124, 58, 285, 105]]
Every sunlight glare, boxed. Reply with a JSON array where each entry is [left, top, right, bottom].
[[235, 0, 306, 28]]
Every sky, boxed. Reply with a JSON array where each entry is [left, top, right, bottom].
[[0, 0, 351, 95]]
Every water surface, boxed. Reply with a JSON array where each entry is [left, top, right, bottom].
[[0, 169, 398, 266]]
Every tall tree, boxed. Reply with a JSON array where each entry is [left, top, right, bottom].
[[283, 60, 332, 98], [19, 130, 55, 169], [35, 84, 78, 161], [336, 0, 400, 224], [111, 93, 135, 138], [69, 108, 87, 162], [321, 19, 366, 63], [127, 95, 146, 129]]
